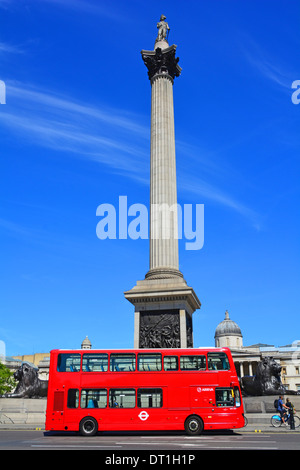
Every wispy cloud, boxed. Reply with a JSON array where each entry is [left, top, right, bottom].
[[7, 84, 148, 136], [0, 0, 13, 9], [1, 81, 149, 177], [179, 174, 261, 230], [240, 36, 295, 92], [40, 0, 124, 20], [0, 0, 126, 21], [0, 81, 259, 226], [0, 41, 24, 55], [246, 54, 292, 90], [0, 217, 32, 237], [176, 137, 262, 229]]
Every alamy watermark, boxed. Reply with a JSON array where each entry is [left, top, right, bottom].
[[0, 80, 6, 104], [291, 80, 300, 105], [96, 196, 204, 250]]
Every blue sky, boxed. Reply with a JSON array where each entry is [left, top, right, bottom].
[[0, 0, 299, 356]]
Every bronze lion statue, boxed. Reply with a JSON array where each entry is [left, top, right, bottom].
[[2, 362, 48, 398], [240, 356, 286, 396]]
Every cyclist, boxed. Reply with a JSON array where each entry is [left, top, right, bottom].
[[277, 395, 289, 425]]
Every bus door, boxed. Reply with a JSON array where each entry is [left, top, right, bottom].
[[64, 388, 81, 427]]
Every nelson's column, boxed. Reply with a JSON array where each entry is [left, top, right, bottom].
[[124, 16, 201, 348]]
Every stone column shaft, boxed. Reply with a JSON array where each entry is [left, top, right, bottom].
[[149, 73, 179, 273]]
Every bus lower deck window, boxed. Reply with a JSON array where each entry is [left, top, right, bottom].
[[81, 389, 107, 408], [137, 389, 163, 408], [109, 389, 135, 408]]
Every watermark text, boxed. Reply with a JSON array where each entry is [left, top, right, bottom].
[[291, 80, 300, 105], [96, 196, 204, 250]]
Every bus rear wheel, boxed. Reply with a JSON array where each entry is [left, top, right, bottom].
[[79, 417, 98, 436], [184, 415, 203, 435]]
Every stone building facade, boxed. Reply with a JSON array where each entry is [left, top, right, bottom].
[[215, 311, 300, 393]]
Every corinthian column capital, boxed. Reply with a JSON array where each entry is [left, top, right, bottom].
[[141, 45, 182, 82]]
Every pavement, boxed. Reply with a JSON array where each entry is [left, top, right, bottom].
[[240, 413, 300, 433], [242, 424, 300, 433], [0, 414, 299, 433]]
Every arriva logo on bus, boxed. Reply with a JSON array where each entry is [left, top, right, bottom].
[[197, 387, 214, 393]]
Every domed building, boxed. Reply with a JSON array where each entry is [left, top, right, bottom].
[[213, 311, 300, 393], [214, 310, 243, 348], [81, 336, 92, 350]]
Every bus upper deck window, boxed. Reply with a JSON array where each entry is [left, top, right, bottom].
[[207, 352, 230, 370], [137, 353, 162, 371], [57, 353, 81, 372], [180, 355, 206, 371], [82, 353, 108, 372], [164, 356, 178, 371], [110, 354, 136, 372]]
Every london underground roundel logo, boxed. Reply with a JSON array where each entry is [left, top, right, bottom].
[[138, 411, 149, 421]]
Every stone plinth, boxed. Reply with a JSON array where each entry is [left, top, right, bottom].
[[124, 276, 200, 348], [243, 395, 300, 413], [0, 398, 46, 425]]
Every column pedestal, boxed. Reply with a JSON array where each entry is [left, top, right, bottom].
[[125, 276, 200, 348]]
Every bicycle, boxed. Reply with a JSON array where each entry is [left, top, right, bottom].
[[271, 411, 300, 428]]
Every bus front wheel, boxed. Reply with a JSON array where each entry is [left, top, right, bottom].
[[184, 415, 203, 435], [79, 417, 98, 436]]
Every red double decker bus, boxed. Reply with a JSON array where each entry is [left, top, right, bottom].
[[45, 347, 245, 436]]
